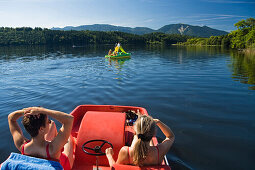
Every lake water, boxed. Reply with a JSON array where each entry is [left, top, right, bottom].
[[0, 45, 254, 170]]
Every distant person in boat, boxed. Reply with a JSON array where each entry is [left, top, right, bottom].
[[106, 115, 175, 167], [115, 43, 120, 47], [113, 50, 117, 56], [8, 107, 74, 170], [108, 49, 113, 56], [112, 43, 121, 56]]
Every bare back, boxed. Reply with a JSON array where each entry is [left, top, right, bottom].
[[22, 141, 50, 159], [117, 146, 161, 166]]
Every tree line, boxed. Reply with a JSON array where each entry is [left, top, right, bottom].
[[177, 18, 255, 49], [0, 27, 191, 46]]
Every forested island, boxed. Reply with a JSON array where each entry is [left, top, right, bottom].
[[0, 27, 191, 46], [177, 18, 255, 50]]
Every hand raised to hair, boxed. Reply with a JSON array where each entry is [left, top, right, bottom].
[[153, 119, 160, 124], [23, 107, 44, 117]]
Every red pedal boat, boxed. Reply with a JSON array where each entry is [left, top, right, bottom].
[[1, 105, 171, 170], [71, 105, 171, 170]]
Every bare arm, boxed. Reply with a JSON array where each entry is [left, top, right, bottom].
[[8, 109, 28, 151], [154, 119, 175, 156], [106, 147, 116, 167], [106, 146, 129, 167], [24, 107, 74, 154]]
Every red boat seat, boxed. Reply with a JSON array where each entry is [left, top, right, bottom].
[[73, 111, 126, 168]]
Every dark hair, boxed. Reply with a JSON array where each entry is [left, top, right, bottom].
[[22, 114, 47, 137]]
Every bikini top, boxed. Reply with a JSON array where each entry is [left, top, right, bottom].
[[21, 141, 59, 162], [127, 145, 160, 165]]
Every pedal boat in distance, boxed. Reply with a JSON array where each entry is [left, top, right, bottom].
[[105, 52, 131, 59]]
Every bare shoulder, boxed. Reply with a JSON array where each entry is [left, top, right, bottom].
[[119, 146, 129, 155], [48, 141, 61, 158], [17, 139, 28, 152], [116, 146, 129, 164]]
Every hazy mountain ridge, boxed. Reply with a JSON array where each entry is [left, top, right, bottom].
[[51, 24, 228, 37]]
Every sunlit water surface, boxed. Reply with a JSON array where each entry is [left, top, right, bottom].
[[0, 45, 254, 170]]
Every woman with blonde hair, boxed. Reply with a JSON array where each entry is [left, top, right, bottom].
[[106, 115, 175, 167]]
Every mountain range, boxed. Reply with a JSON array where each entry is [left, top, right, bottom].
[[51, 24, 228, 37]]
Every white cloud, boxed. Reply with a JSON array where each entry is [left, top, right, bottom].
[[203, 0, 255, 4], [144, 19, 154, 23], [168, 14, 246, 23], [195, 14, 246, 22], [196, 17, 232, 22]]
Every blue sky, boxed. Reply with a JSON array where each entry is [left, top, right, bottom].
[[0, 0, 254, 32]]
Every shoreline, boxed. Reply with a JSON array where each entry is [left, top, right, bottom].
[[174, 44, 255, 55], [172, 44, 222, 47]]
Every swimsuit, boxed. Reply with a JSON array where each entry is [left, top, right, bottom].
[[21, 141, 71, 170], [127, 145, 160, 165]]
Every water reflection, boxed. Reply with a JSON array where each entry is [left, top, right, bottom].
[[107, 58, 129, 70], [179, 46, 229, 55], [1, 45, 254, 90], [140, 45, 231, 64], [144, 45, 229, 55], [0, 45, 113, 62], [0, 45, 229, 63], [229, 51, 255, 90], [106, 58, 130, 80]]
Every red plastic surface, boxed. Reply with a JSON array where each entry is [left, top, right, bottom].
[[73, 111, 126, 168], [70, 105, 148, 138], [70, 105, 170, 170]]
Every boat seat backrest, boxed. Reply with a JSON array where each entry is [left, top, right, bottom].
[[74, 111, 126, 167]]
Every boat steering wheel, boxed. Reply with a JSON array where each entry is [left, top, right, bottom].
[[82, 139, 113, 156]]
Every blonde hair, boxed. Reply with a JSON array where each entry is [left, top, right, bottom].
[[133, 115, 156, 166]]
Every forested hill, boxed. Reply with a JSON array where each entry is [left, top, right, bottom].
[[0, 28, 191, 46], [158, 24, 228, 37], [52, 24, 228, 37], [52, 24, 154, 35]]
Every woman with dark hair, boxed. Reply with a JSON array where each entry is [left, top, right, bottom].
[[106, 115, 175, 167], [8, 107, 74, 169]]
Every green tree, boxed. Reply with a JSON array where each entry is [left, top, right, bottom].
[[179, 18, 255, 49]]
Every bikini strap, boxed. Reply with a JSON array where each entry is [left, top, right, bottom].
[[46, 143, 51, 159], [127, 147, 132, 164], [21, 140, 30, 155], [21, 143, 26, 155], [155, 145, 160, 165]]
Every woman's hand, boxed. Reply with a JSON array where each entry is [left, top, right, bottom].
[[105, 147, 116, 167], [23, 107, 44, 116], [153, 118, 160, 124], [105, 147, 114, 157]]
